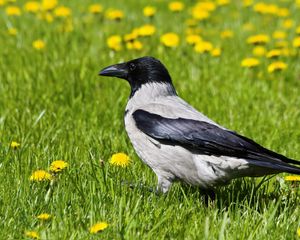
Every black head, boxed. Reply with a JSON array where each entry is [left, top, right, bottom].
[[99, 56, 174, 95]]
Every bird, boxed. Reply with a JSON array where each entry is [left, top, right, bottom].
[[99, 56, 300, 195]]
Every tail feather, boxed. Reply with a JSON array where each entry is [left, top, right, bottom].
[[250, 160, 300, 175]]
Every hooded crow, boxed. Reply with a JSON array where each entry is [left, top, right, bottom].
[[99, 56, 300, 194]]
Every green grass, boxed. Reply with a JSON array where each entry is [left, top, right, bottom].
[[0, 0, 300, 239]]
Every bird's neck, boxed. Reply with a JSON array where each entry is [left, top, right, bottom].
[[126, 82, 177, 111]]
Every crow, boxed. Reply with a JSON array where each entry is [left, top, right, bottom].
[[99, 56, 300, 194]]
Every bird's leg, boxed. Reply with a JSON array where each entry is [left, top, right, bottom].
[[156, 175, 173, 194], [201, 189, 216, 205]]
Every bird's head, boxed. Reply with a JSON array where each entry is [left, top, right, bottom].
[[99, 56, 174, 96]]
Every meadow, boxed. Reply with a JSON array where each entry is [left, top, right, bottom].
[[0, 0, 300, 239]]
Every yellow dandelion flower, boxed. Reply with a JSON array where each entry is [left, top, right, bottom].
[[220, 30, 234, 39], [211, 48, 221, 57], [143, 6, 156, 17], [275, 41, 288, 48], [217, 0, 230, 6], [284, 176, 300, 181], [194, 41, 213, 53], [32, 40, 45, 50], [282, 19, 293, 29], [124, 32, 138, 42], [105, 9, 124, 20], [49, 160, 68, 173], [279, 48, 291, 57], [0, 0, 6, 6], [126, 40, 143, 50], [168, 1, 184, 12], [37, 213, 52, 220], [25, 231, 39, 239], [8, 27, 17, 36], [30, 170, 52, 181], [110, 153, 131, 167], [5, 6, 21, 16], [247, 34, 269, 45], [138, 24, 156, 37], [192, 9, 210, 21], [160, 33, 180, 47], [296, 26, 300, 35], [277, 8, 289, 17], [252, 46, 266, 56], [267, 61, 287, 73], [195, 2, 216, 12], [54, 6, 71, 17], [185, 19, 198, 27], [24, 1, 40, 13], [293, 37, 300, 48], [41, 0, 57, 10], [10, 141, 20, 149], [272, 31, 286, 40], [90, 222, 108, 234], [107, 35, 122, 51], [243, 0, 253, 7], [266, 49, 281, 58], [241, 58, 260, 68], [297, 228, 300, 237], [186, 34, 202, 45], [88, 4, 103, 14]]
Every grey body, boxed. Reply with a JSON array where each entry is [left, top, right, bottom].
[[125, 83, 269, 193]]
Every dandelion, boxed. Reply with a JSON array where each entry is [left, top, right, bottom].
[[297, 228, 300, 237], [217, 0, 230, 6], [37, 213, 52, 220], [49, 160, 68, 173], [54, 6, 71, 17], [185, 34, 202, 45], [41, 0, 57, 10], [211, 48, 221, 57], [138, 24, 156, 37], [272, 31, 286, 40], [266, 49, 281, 58], [5, 6, 21, 16], [168, 1, 184, 12], [0, 0, 5, 6], [241, 58, 260, 68], [24, 1, 40, 13], [143, 6, 156, 17], [284, 176, 300, 181], [126, 40, 143, 50], [105, 9, 124, 20], [88, 4, 103, 14], [25, 231, 39, 239], [90, 222, 108, 234], [160, 33, 179, 47], [277, 8, 289, 17], [30, 170, 52, 181], [110, 153, 131, 167], [192, 9, 210, 21], [194, 41, 213, 53], [293, 37, 300, 48], [252, 46, 266, 56], [107, 35, 122, 51], [32, 40, 45, 50], [267, 61, 287, 73], [247, 34, 269, 45], [10, 141, 20, 149], [296, 26, 300, 35], [220, 30, 234, 39], [275, 41, 288, 49], [243, 0, 253, 7], [282, 19, 293, 29], [124, 32, 138, 42]]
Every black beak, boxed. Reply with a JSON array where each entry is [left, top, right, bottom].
[[98, 63, 128, 79]]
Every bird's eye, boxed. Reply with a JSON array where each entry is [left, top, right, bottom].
[[129, 63, 136, 71]]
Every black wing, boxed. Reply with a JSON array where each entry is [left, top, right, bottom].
[[132, 109, 300, 174]]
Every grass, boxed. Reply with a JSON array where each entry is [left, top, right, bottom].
[[0, 0, 300, 239]]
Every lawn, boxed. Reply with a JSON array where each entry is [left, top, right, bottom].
[[0, 0, 300, 239]]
